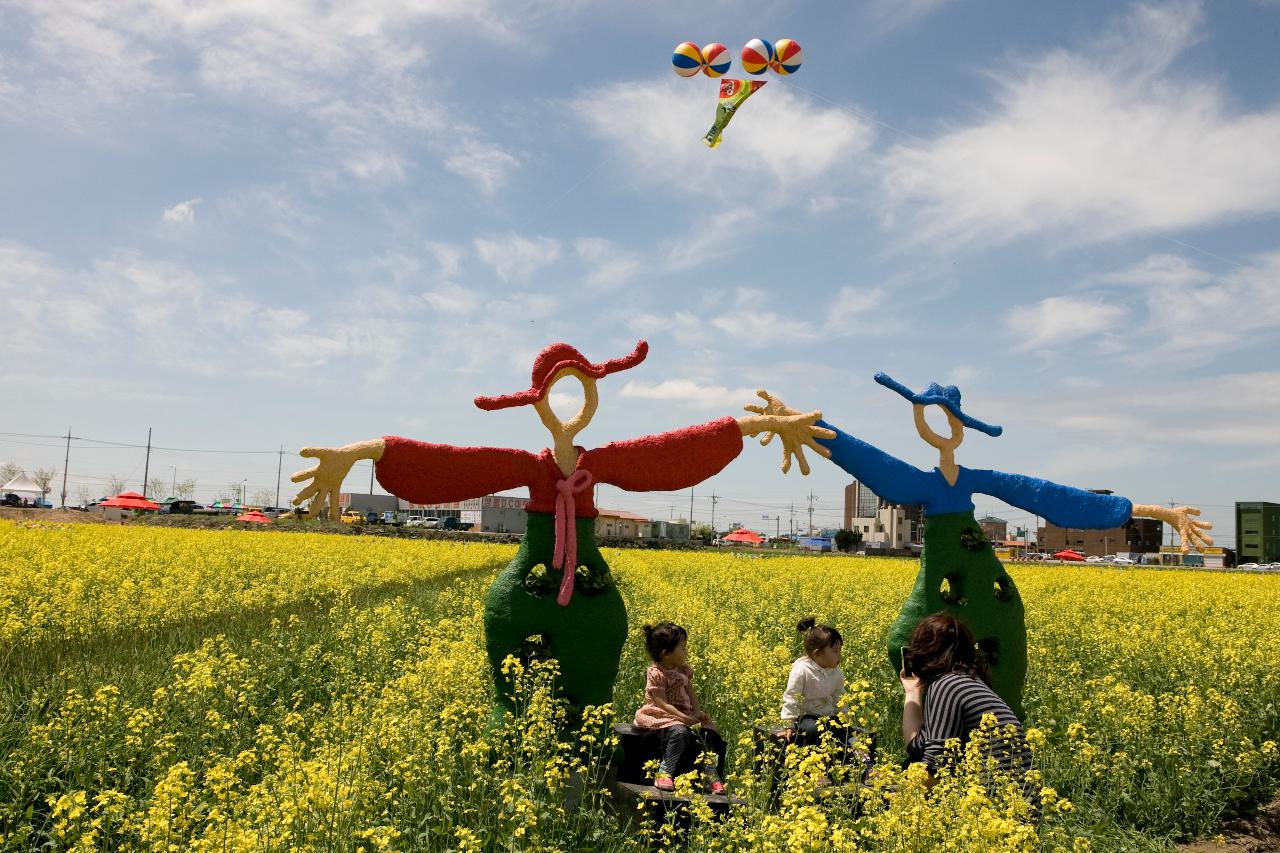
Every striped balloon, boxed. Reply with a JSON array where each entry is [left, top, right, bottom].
[[701, 42, 731, 77], [740, 38, 774, 75], [672, 41, 704, 77], [774, 38, 803, 74]]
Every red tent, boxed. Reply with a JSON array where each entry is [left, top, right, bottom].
[[1053, 550, 1084, 562], [722, 528, 765, 545], [100, 491, 161, 511], [235, 510, 273, 524]]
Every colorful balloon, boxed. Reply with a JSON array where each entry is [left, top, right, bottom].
[[672, 41, 704, 77], [740, 38, 774, 75], [773, 38, 803, 75], [701, 42, 731, 77]]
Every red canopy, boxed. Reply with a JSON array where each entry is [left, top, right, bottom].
[[235, 510, 273, 524], [100, 491, 161, 511], [1053, 550, 1084, 562], [722, 528, 765, 544]]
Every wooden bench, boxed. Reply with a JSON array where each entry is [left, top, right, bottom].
[[752, 723, 878, 804], [609, 723, 741, 831]]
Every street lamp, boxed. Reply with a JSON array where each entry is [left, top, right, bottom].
[[241, 479, 247, 506], [170, 466, 176, 498]]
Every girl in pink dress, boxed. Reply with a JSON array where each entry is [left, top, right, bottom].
[[634, 622, 727, 793]]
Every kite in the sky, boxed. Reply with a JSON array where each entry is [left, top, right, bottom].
[[671, 37, 804, 148]]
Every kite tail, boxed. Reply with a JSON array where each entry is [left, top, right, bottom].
[[703, 78, 766, 149]]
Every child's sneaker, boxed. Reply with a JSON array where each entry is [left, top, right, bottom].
[[709, 779, 727, 795], [654, 775, 675, 792]]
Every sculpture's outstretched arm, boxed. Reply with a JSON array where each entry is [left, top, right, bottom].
[[741, 390, 834, 476]]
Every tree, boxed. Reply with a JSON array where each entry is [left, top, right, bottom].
[[834, 528, 863, 553], [76, 484, 93, 507], [106, 475, 127, 496], [251, 489, 274, 508], [146, 477, 168, 500], [174, 479, 196, 500], [0, 461, 22, 483], [32, 467, 58, 501], [691, 523, 716, 544]]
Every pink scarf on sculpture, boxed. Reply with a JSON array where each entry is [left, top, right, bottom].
[[553, 469, 593, 606]]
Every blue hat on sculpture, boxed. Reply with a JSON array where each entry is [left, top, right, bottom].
[[873, 372, 1003, 437]]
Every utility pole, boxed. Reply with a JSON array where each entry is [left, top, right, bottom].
[[710, 491, 719, 533], [807, 490, 817, 536], [790, 502, 795, 538], [689, 486, 694, 524], [369, 459, 375, 494], [59, 427, 71, 508], [142, 427, 152, 498], [170, 466, 176, 497], [275, 446, 283, 509]]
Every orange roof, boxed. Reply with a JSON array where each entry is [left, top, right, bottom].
[[596, 508, 650, 522]]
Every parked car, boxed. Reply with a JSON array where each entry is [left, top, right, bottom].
[[1, 493, 21, 507], [440, 516, 470, 531], [1085, 555, 1105, 563], [1101, 554, 1117, 562], [340, 510, 364, 525], [405, 516, 437, 528], [1112, 557, 1136, 566], [1239, 562, 1262, 570], [365, 511, 380, 524]]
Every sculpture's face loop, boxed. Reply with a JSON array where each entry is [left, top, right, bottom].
[[533, 368, 599, 445], [913, 403, 964, 454]]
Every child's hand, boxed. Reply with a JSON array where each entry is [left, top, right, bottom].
[[684, 713, 702, 726]]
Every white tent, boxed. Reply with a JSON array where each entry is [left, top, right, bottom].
[[1, 473, 44, 502]]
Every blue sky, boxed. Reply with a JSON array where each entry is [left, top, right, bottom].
[[2, 0, 1277, 544]]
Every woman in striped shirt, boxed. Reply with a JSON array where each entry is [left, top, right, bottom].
[[900, 612, 1037, 805]]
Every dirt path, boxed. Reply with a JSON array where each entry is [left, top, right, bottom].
[[1181, 796, 1280, 852], [0, 507, 103, 523]]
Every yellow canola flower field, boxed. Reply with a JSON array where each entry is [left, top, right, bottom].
[[2, 521, 1279, 852], [0, 521, 510, 645]]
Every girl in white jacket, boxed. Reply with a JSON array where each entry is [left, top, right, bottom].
[[781, 617, 850, 754]]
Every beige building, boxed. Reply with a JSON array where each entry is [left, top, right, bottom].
[[595, 508, 650, 539]]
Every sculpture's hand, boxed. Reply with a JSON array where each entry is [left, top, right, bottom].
[[290, 439, 386, 521], [1169, 506, 1214, 553], [740, 390, 834, 476], [1132, 503, 1215, 553]]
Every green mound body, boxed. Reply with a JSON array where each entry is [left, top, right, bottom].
[[887, 510, 1027, 718], [484, 512, 627, 726]]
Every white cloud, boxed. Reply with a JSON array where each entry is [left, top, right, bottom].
[[0, 1, 539, 192], [1004, 296, 1128, 351], [445, 139, 520, 195], [422, 282, 474, 315], [426, 242, 466, 279], [162, 197, 203, 224], [823, 284, 894, 334], [1005, 250, 1280, 360], [0, 238, 405, 373], [473, 232, 561, 282], [573, 238, 641, 291], [569, 77, 876, 200], [881, 1, 1280, 248], [618, 379, 759, 409], [866, 0, 958, 34]]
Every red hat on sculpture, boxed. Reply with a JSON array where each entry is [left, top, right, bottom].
[[474, 340, 649, 411]]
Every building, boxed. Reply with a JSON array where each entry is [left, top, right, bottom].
[[340, 493, 401, 514], [977, 515, 1008, 544], [1037, 491, 1163, 556], [1236, 502, 1280, 564], [843, 479, 923, 549], [399, 494, 530, 533], [645, 519, 691, 541], [595, 508, 649, 539], [844, 480, 881, 523]]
